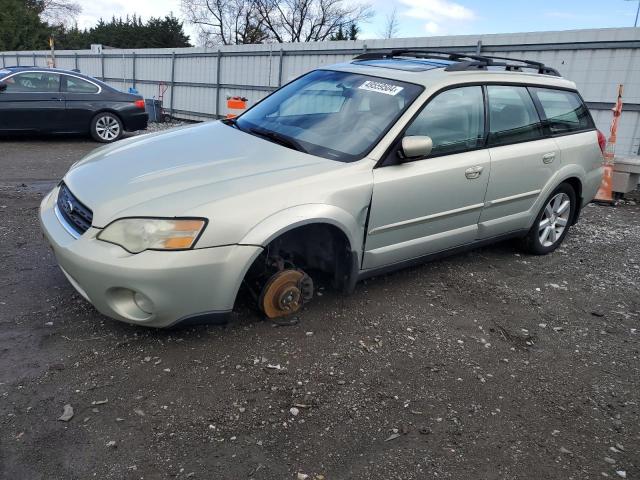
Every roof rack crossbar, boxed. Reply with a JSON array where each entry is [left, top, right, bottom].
[[352, 49, 560, 76]]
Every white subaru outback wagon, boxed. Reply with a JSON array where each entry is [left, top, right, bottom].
[[40, 50, 605, 327]]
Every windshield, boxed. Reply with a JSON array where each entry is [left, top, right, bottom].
[[235, 70, 423, 162]]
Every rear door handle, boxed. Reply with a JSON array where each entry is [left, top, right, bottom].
[[465, 166, 484, 179], [542, 152, 556, 164]]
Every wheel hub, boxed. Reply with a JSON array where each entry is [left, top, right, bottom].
[[259, 269, 313, 319]]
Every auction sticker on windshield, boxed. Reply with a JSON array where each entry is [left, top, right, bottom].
[[359, 80, 404, 96]]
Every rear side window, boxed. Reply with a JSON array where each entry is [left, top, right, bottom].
[[487, 85, 543, 147], [405, 86, 485, 156], [64, 76, 99, 94], [530, 87, 594, 134]]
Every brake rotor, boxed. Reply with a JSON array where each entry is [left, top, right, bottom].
[[259, 269, 313, 319]]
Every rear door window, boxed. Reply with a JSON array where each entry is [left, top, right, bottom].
[[487, 85, 544, 147], [63, 76, 99, 94], [530, 87, 594, 134]]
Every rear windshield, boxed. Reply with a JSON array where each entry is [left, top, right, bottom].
[[529, 87, 594, 134]]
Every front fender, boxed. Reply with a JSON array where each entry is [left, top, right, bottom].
[[239, 203, 367, 262]]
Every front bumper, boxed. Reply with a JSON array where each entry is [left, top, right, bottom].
[[39, 188, 262, 328]]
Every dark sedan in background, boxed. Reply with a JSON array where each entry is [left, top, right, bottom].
[[0, 67, 148, 143]]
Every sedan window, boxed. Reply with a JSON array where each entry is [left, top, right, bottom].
[[64, 76, 99, 94], [4, 72, 60, 93]]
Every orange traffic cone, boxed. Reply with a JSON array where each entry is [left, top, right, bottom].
[[595, 85, 624, 204]]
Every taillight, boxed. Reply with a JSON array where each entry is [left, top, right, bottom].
[[597, 130, 607, 154], [134, 99, 145, 109]]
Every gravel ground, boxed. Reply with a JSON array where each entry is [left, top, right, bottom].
[[0, 130, 639, 480]]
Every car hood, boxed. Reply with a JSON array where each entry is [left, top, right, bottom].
[[63, 122, 341, 227]]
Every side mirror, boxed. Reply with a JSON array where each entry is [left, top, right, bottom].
[[0, 82, 6, 92], [400, 135, 433, 160]]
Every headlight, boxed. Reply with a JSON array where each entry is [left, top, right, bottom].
[[97, 218, 207, 253]]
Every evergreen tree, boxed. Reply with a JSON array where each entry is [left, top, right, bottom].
[[0, 0, 50, 51], [329, 23, 359, 41]]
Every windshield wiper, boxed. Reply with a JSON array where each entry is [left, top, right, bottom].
[[222, 117, 240, 129], [247, 127, 307, 153]]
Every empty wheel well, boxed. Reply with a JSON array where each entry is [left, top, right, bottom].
[[561, 177, 582, 224], [244, 223, 355, 292]]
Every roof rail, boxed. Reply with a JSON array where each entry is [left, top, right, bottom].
[[352, 49, 560, 76]]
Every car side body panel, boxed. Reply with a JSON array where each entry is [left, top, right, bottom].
[[0, 68, 147, 134]]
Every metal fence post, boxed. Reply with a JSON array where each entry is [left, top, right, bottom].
[[169, 52, 176, 118], [100, 52, 105, 80], [278, 49, 284, 86], [1, 54, 4, 68], [74, 52, 78, 70], [32, 52, 36, 66], [476, 40, 483, 55], [16, 54, 20, 66], [363, 43, 368, 54], [215, 49, 221, 118], [132, 52, 136, 89]]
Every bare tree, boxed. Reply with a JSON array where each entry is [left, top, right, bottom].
[[254, 0, 373, 43], [181, 0, 269, 46], [40, 0, 82, 26], [183, 0, 373, 45], [380, 7, 399, 39]]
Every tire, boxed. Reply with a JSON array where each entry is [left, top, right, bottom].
[[522, 183, 576, 255], [90, 112, 123, 143]]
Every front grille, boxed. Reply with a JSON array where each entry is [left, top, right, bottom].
[[56, 183, 93, 235]]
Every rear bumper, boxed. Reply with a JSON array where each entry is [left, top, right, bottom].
[[122, 111, 148, 132], [39, 188, 262, 328]]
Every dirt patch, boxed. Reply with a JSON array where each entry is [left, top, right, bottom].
[[0, 137, 638, 479]]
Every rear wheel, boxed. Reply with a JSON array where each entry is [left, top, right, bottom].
[[522, 184, 576, 255], [91, 112, 123, 143]]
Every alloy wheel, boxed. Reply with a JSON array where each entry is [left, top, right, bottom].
[[95, 116, 120, 141], [538, 192, 571, 247]]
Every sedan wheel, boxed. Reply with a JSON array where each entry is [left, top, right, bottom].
[[91, 113, 123, 143]]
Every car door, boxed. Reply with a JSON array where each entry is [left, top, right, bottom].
[[61, 74, 102, 132], [0, 71, 64, 131], [478, 85, 560, 238], [363, 86, 491, 270]]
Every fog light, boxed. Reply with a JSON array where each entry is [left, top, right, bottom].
[[133, 292, 154, 314]]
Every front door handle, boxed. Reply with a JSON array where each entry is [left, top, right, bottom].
[[465, 166, 484, 179], [542, 152, 556, 164]]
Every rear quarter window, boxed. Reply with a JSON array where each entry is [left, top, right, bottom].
[[530, 88, 594, 134], [64, 76, 99, 94]]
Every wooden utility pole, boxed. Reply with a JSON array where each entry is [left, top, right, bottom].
[[49, 36, 56, 68]]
